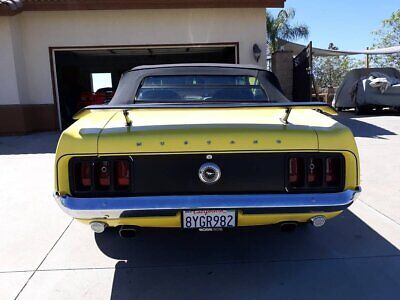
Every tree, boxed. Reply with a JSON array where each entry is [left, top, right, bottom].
[[266, 8, 309, 54], [313, 43, 361, 88], [371, 10, 400, 68]]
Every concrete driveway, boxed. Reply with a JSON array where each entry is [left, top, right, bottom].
[[1, 111, 399, 300]]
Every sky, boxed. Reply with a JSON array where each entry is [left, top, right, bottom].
[[270, 0, 399, 51]]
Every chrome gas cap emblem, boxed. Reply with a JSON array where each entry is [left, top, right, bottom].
[[198, 162, 221, 184]]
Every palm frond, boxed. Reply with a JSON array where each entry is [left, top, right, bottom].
[[281, 24, 310, 40], [266, 8, 309, 53]]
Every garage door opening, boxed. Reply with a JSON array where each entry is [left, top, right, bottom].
[[51, 44, 238, 129]]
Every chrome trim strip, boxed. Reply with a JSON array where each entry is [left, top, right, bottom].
[[54, 187, 361, 219]]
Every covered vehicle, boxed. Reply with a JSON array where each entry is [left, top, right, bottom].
[[54, 64, 361, 234], [334, 67, 400, 114]]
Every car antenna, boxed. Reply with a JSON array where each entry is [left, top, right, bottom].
[[280, 108, 292, 125], [123, 109, 132, 127]]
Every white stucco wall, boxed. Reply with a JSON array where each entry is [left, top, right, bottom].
[[1, 8, 267, 105]]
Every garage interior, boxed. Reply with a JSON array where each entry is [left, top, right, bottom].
[[53, 45, 238, 129]]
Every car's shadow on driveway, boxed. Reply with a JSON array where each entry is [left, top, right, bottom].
[[333, 112, 398, 138], [95, 211, 400, 299]]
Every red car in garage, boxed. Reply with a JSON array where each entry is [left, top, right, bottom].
[[77, 87, 115, 110]]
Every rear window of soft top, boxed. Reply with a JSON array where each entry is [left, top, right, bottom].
[[135, 75, 268, 102]]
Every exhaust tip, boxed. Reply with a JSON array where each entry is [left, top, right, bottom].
[[311, 216, 326, 228], [90, 221, 107, 233], [118, 226, 137, 238], [280, 222, 298, 232]]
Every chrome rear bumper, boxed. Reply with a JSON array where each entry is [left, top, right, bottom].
[[54, 187, 361, 219]]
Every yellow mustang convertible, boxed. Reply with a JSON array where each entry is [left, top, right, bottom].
[[54, 64, 361, 236]]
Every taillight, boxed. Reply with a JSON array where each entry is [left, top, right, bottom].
[[289, 158, 304, 186], [72, 157, 132, 194], [326, 157, 340, 186], [97, 161, 111, 188], [307, 158, 322, 186], [287, 155, 343, 191], [80, 161, 92, 187], [115, 160, 130, 188]]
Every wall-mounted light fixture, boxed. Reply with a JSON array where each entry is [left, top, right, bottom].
[[253, 44, 262, 62]]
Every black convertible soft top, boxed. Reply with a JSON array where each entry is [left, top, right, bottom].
[[110, 63, 285, 105]]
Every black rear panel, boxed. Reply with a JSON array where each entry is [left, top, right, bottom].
[[133, 153, 285, 195], [68, 152, 345, 197]]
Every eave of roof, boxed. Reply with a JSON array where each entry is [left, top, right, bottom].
[[0, 0, 285, 16]]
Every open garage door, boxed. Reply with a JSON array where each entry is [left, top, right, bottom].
[[50, 44, 238, 129]]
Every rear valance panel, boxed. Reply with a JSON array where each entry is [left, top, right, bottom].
[[67, 152, 345, 197]]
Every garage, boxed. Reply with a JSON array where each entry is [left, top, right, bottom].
[[0, 1, 281, 134], [51, 44, 238, 129]]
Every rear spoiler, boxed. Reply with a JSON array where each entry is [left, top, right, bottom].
[[73, 102, 337, 120]]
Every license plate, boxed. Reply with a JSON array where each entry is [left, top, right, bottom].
[[182, 210, 236, 229]]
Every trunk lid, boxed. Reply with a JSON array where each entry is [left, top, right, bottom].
[[96, 107, 328, 154]]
